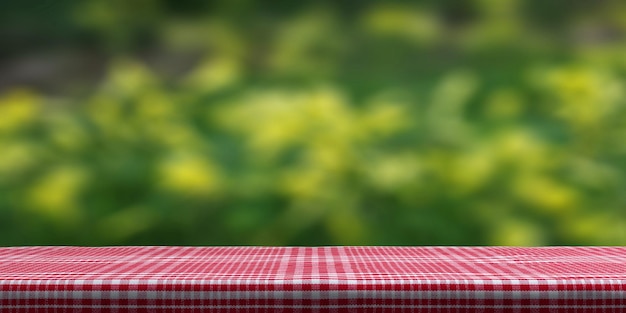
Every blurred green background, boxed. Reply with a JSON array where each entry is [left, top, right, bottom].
[[1, 0, 625, 246]]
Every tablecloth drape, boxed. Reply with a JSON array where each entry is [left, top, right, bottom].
[[0, 246, 624, 312]]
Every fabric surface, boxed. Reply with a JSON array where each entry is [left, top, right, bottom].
[[0, 246, 624, 312]]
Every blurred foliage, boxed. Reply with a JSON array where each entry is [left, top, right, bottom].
[[1, 0, 626, 246]]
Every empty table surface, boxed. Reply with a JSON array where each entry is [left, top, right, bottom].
[[0, 246, 624, 312]]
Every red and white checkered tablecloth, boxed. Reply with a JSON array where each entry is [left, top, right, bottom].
[[0, 246, 624, 312]]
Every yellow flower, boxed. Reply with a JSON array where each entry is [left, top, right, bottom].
[[363, 153, 422, 191], [513, 175, 578, 215], [362, 5, 440, 44], [135, 90, 176, 122], [494, 129, 554, 171], [106, 59, 157, 96], [184, 56, 241, 92], [358, 101, 410, 138], [543, 67, 623, 127], [280, 167, 328, 200], [0, 141, 40, 181], [157, 153, 220, 197], [26, 165, 89, 220], [214, 87, 354, 160], [47, 114, 89, 152], [0, 89, 40, 133], [447, 147, 496, 193], [133, 92, 203, 148], [305, 137, 351, 172], [215, 90, 301, 155], [304, 87, 353, 130]]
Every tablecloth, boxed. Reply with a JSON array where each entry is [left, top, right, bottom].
[[0, 246, 624, 312]]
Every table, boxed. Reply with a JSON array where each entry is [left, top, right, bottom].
[[0, 246, 624, 312]]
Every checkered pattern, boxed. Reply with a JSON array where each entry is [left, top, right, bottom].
[[0, 246, 624, 312]]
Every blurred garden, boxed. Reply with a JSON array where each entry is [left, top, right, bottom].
[[0, 0, 625, 246]]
